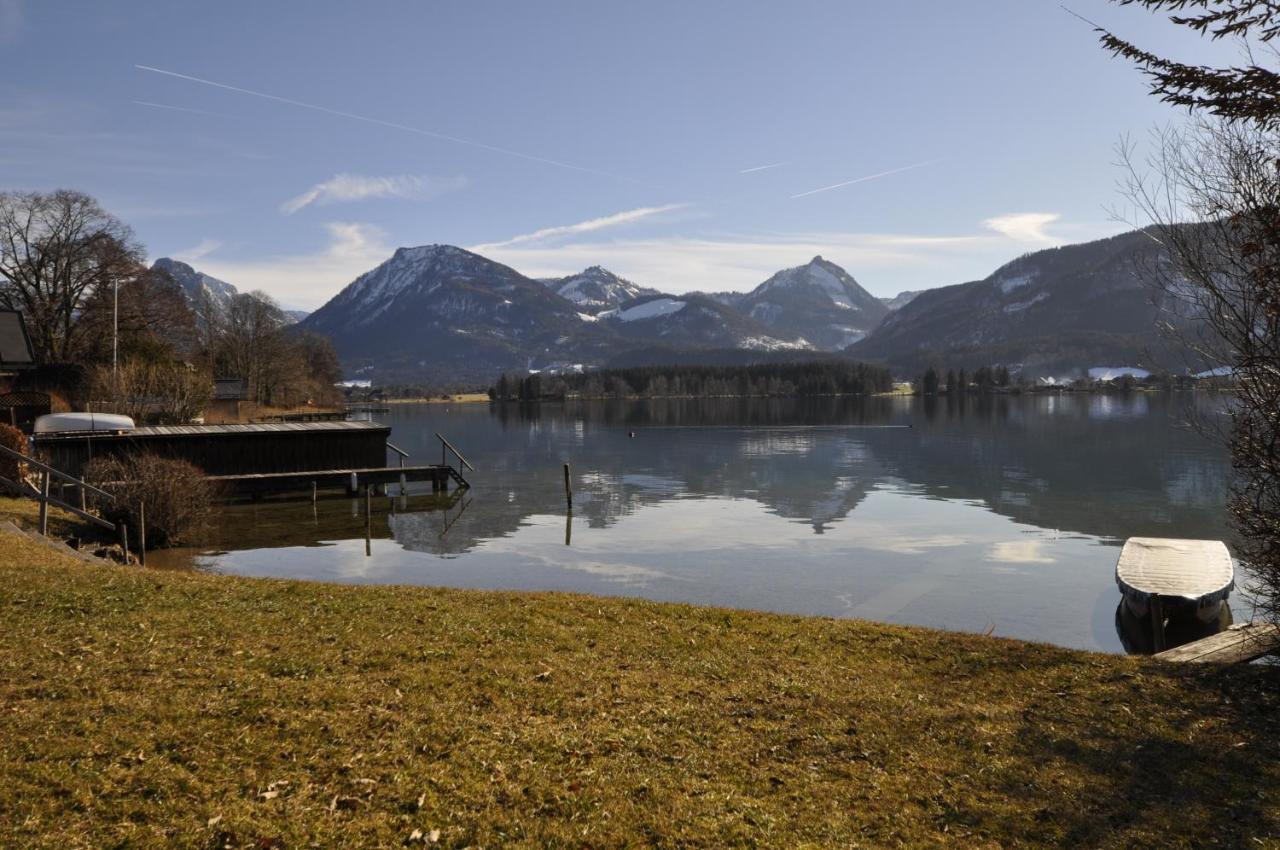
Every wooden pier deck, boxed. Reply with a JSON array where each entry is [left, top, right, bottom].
[[209, 464, 467, 498]]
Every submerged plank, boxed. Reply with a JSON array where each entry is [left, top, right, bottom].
[[1154, 622, 1280, 664]]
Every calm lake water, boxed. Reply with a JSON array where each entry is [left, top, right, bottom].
[[152, 393, 1240, 653]]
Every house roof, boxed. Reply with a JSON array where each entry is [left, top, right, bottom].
[[0, 311, 35, 369]]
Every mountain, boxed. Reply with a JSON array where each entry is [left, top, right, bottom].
[[733, 257, 890, 350], [849, 229, 1189, 377], [881, 290, 924, 311], [539, 266, 660, 314], [151, 258, 310, 326], [600, 293, 812, 353], [151, 258, 238, 320], [299, 245, 617, 384]]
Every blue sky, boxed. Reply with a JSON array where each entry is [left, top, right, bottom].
[[0, 0, 1235, 309]]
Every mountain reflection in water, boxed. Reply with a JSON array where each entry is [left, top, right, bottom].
[[152, 393, 1237, 653]]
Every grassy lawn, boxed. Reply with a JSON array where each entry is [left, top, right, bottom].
[[1, 530, 1278, 848]]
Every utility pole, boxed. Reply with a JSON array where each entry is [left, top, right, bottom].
[[112, 278, 118, 376]]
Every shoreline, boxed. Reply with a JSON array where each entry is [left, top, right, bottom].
[[1, 521, 1276, 847]]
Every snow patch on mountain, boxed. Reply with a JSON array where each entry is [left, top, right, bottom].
[[610, 298, 688, 322]]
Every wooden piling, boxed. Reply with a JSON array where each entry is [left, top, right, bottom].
[[119, 522, 129, 564], [365, 485, 372, 554], [38, 470, 49, 536], [311, 481, 317, 505], [138, 501, 146, 567], [1149, 595, 1166, 653], [564, 463, 572, 511]]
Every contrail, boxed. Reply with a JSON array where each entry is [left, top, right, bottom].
[[790, 159, 941, 199], [739, 161, 788, 174], [134, 64, 642, 184]]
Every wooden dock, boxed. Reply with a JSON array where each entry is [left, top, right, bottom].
[[209, 464, 468, 498], [1155, 623, 1280, 664], [33, 422, 474, 501]]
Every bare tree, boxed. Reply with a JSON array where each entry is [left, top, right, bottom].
[[77, 264, 198, 363], [0, 190, 144, 362], [1098, 2, 1280, 620]]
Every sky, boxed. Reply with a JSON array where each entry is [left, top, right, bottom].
[[0, 0, 1240, 310]]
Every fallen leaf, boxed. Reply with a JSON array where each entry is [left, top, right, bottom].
[[207, 815, 222, 828], [534, 669, 552, 681]]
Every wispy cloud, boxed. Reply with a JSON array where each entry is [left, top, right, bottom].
[[194, 222, 391, 309], [134, 64, 642, 184], [791, 159, 941, 199], [281, 173, 467, 215], [739, 161, 788, 174], [174, 238, 222, 262], [471, 203, 691, 250], [0, 0, 22, 45], [983, 212, 1061, 243]]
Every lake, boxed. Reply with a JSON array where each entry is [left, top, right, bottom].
[[151, 392, 1240, 653]]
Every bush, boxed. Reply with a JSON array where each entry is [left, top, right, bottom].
[[0, 423, 26, 486], [84, 453, 216, 549]]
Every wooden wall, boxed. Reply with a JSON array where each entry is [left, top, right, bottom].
[[35, 424, 392, 477]]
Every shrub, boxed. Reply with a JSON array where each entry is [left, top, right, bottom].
[[0, 423, 26, 486], [83, 453, 217, 548]]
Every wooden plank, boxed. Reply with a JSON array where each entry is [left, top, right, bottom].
[[1155, 623, 1280, 664]]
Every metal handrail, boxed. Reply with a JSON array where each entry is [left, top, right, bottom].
[[386, 441, 409, 469], [435, 433, 475, 471], [0, 442, 137, 557], [0, 443, 115, 501]]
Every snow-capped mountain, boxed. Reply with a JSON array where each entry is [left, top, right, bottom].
[[601, 293, 813, 352], [299, 245, 617, 384], [539, 266, 660, 314], [734, 257, 890, 350], [151, 258, 238, 320], [151, 258, 309, 325]]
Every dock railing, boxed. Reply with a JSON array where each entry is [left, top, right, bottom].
[[0, 442, 140, 560], [435, 433, 474, 489]]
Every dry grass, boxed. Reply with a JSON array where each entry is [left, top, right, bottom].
[[0, 531, 1278, 849], [0, 494, 97, 540]]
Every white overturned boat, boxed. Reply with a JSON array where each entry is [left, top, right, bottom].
[[1115, 537, 1235, 654], [33, 412, 135, 435]]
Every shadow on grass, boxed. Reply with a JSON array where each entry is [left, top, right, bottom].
[[1008, 660, 1280, 847]]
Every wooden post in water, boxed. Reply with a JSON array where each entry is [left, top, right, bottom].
[[1149, 595, 1166, 653], [311, 481, 317, 506], [365, 485, 372, 555], [138, 501, 146, 567], [38, 469, 49, 536], [563, 463, 572, 511]]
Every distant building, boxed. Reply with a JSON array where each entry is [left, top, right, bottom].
[[337, 379, 373, 389], [214, 378, 249, 401]]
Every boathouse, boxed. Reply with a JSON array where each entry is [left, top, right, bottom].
[[33, 421, 392, 478]]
